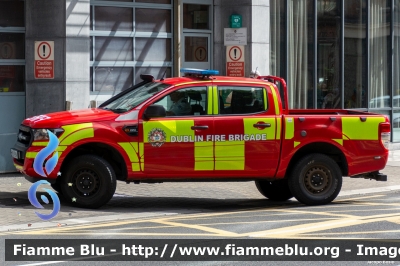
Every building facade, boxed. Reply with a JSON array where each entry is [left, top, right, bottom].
[[0, 0, 399, 172]]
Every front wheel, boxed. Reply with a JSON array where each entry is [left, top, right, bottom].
[[288, 153, 342, 205], [51, 182, 62, 195], [60, 155, 116, 208], [255, 179, 293, 201]]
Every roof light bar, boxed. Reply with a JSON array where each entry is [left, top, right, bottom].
[[180, 68, 219, 76]]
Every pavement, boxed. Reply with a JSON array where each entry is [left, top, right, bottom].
[[1, 149, 400, 232]]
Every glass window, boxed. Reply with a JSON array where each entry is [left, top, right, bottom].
[[0, 33, 25, 59], [218, 86, 266, 115], [90, 7, 93, 30], [0, 66, 24, 92], [344, 0, 367, 109], [135, 9, 171, 33], [270, 0, 286, 80], [135, 38, 171, 61], [183, 4, 209, 30], [94, 7, 133, 31], [393, 110, 400, 142], [95, 37, 133, 61], [369, 0, 390, 108], [90, 1, 173, 93], [394, 0, 400, 107], [288, 0, 314, 109], [136, 0, 171, 3], [154, 87, 207, 116], [102, 82, 169, 113], [135, 67, 171, 81], [318, 0, 341, 109], [93, 67, 133, 93], [0, 1, 24, 27], [184, 37, 208, 62]]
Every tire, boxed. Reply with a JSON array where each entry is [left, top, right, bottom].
[[255, 179, 293, 201], [51, 182, 62, 194], [288, 153, 342, 205], [60, 155, 116, 209]]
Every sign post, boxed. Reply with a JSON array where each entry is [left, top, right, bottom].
[[226, 45, 244, 77], [225, 14, 247, 77], [34, 41, 54, 79]]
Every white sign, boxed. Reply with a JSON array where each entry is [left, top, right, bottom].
[[224, 28, 247, 46]]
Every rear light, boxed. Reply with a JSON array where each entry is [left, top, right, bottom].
[[379, 123, 391, 150]]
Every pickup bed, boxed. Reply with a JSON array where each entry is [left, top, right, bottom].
[[11, 69, 391, 208]]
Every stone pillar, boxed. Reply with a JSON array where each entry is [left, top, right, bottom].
[[213, 0, 270, 76], [25, 0, 90, 117], [174, 0, 182, 76], [25, 0, 66, 117], [65, 0, 90, 110], [250, 0, 270, 76]]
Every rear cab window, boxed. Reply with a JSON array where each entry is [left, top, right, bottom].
[[217, 86, 268, 115]]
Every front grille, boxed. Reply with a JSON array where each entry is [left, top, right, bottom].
[[17, 125, 32, 145]]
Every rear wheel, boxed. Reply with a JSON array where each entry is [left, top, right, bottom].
[[288, 153, 342, 205], [60, 155, 116, 208], [255, 179, 293, 201]]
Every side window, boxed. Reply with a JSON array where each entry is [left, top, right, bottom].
[[154, 86, 207, 116], [218, 86, 267, 115]]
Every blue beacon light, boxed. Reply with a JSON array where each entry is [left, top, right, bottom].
[[180, 68, 219, 76]]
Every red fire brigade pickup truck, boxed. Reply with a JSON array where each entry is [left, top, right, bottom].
[[11, 69, 390, 208]]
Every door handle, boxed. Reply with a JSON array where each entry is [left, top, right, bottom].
[[191, 125, 209, 130], [253, 123, 271, 128]]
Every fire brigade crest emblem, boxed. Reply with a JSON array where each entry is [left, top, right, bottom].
[[148, 128, 167, 147]]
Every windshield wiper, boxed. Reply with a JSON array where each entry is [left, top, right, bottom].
[[103, 108, 128, 113]]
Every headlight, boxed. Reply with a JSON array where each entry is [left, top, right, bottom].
[[32, 128, 64, 141]]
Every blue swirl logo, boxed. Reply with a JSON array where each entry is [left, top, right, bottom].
[[33, 130, 59, 177], [29, 130, 61, 221], [28, 180, 60, 220]]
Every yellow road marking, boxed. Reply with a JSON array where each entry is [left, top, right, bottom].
[[11, 232, 223, 236], [153, 220, 240, 236], [304, 229, 400, 236], [335, 194, 384, 202], [6, 194, 396, 238], [247, 212, 400, 238], [101, 218, 338, 231]]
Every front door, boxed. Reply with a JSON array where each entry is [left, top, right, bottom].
[[141, 85, 215, 178]]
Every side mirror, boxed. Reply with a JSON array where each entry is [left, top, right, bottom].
[[143, 105, 166, 119]]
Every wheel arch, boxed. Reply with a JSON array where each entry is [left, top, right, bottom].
[[60, 142, 128, 181], [285, 142, 348, 178]]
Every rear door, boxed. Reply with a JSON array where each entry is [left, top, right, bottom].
[[213, 83, 281, 178]]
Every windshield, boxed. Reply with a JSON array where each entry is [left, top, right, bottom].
[[101, 82, 170, 113]]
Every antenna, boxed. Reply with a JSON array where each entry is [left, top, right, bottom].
[[160, 68, 168, 81]]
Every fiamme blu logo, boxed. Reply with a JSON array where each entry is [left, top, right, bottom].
[[28, 130, 61, 221]]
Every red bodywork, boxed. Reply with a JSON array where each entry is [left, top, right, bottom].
[[12, 75, 390, 182]]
